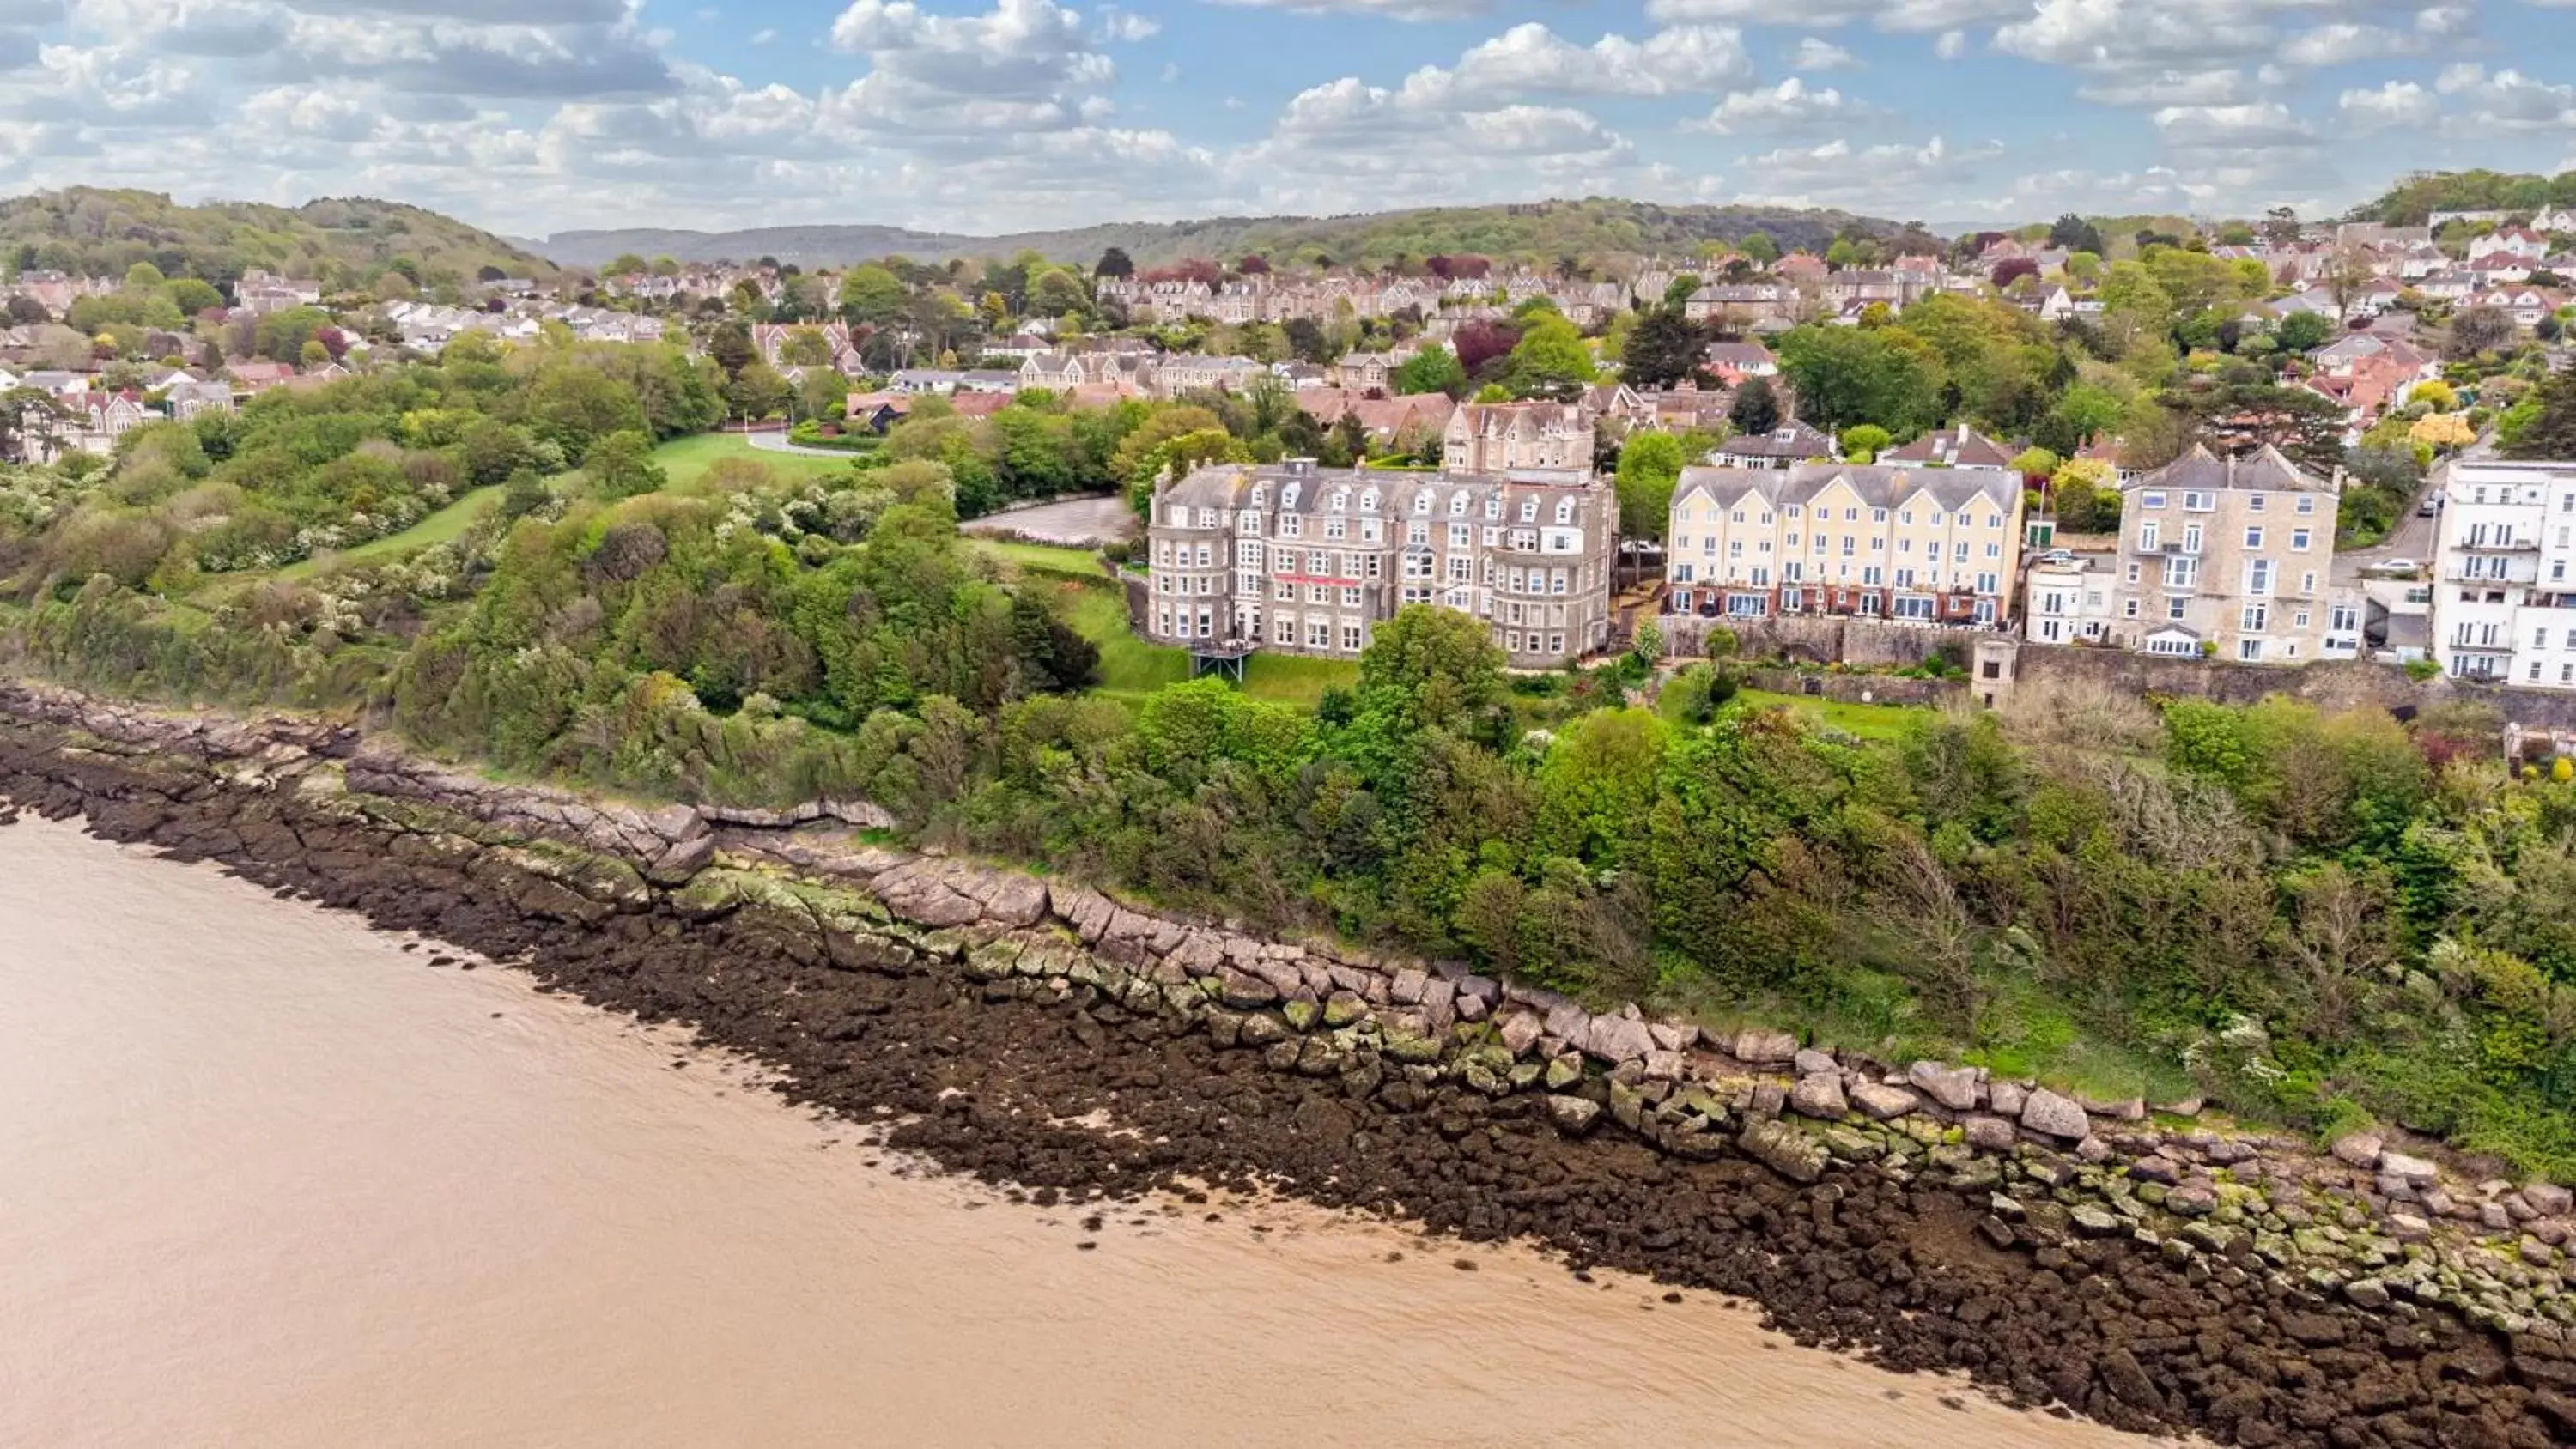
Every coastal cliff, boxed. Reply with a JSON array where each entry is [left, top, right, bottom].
[[3, 678, 2573, 1447]]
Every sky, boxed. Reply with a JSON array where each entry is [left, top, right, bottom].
[[0, 0, 2572, 238]]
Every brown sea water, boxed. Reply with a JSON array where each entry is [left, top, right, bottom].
[[0, 816, 2179, 1447]]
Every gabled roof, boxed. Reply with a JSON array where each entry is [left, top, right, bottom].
[[2125, 443, 2332, 494], [1713, 421, 1835, 460], [1673, 461, 2022, 516], [1883, 424, 2016, 470]]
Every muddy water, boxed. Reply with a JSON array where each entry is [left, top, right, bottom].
[[0, 817, 2172, 1448]]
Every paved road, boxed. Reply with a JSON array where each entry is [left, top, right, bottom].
[[2333, 444, 2483, 584], [741, 429, 865, 459], [960, 494, 1137, 548]]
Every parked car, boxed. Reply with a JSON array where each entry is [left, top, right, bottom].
[[2418, 495, 2440, 517], [2372, 557, 2421, 575]]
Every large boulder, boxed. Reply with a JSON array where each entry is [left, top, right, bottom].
[[2380, 1151, 2439, 1190], [1583, 1013, 1655, 1064], [1851, 1083, 1920, 1121], [1907, 1060, 1981, 1113], [1789, 1074, 1848, 1120], [2331, 1133, 2385, 1170], [1739, 1119, 1828, 1185], [1546, 1094, 1602, 1137], [1731, 1028, 1800, 1067], [1963, 1115, 2017, 1152], [2019, 1088, 2091, 1141]]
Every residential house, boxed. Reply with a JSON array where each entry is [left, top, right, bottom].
[[1019, 351, 1090, 388], [2472, 288, 2555, 330], [1153, 354, 1266, 397], [161, 374, 234, 420], [2427, 459, 2576, 687], [1443, 402, 1591, 474], [2022, 551, 2117, 645], [1822, 269, 1934, 312], [1663, 462, 2026, 627], [841, 392, 910, 434], [1583, 381, 1656, 431], [1883, 424, 2018, 470], [1775, 253, 1830, 284], [2107, 445, 2338, 664], [1142, 460, 1617, 668], [2469, 227, 2551, 264], [1710, 421, 1837, 470], [1703, 340, 1777, 379], [54, 391, 152, 455], [1684, 282, 1795, 330]]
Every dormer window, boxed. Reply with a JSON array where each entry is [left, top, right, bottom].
[[1554, 498, 1575, 524], [1330, 488, 1349, 512], [1485, 497, 1501, 519], [1519, 499, 1538, 522], [1449, 492, 1468, 516], [1282, 483, 1301, 509], [1249, 486, 1267, 508], [1360, 489, 1379, 512], [1413, 492, 1433, 514]]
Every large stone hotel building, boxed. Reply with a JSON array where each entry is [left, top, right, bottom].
[[1143, 460, 1617, 668]]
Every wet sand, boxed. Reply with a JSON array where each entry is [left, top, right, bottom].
[[0, 817, 2172, 1448]]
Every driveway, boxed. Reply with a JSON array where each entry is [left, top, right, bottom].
[[742, 430, 862, 459], [960, 494, 1138, 548], [2333, 442, 2485, 584]]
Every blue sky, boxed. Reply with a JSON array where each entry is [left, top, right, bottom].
[[0, 0, 2571, 236]]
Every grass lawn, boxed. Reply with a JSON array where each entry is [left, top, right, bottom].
[[1012, 566, 1358, 707], [967, 538, 1106, 579], [650, 433, 856, 490], [1730, 687, 1923, 742], [276, 484, 507, 581]]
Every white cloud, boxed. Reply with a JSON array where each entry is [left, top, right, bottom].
[[2339, 79, 2439, 130], [1644, 0, 2022, 32], [1692, 77, 1873, 134], [826, 0, 1115, 133], [2430, 64, 2576, 130], [1197, 0, 1491, 21], [2280, 23, 2412, 67], [1099, 6, 1158, 40], [750, 27, 775, 44], [1789, 35, 1857, 71], [2075, 69, 2251, 106], [1731, 133, 2006, 211], [1411, 23, 1754, 101], [1934, 29, 1965, 59], [2149, 101, 2317, 150]]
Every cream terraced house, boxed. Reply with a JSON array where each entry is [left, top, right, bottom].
[[1662, 463, 2026, 627], [1145, 460, 1617, 668], [2108, 445, 2338, 663]]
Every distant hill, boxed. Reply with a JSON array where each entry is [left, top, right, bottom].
[[0, 188, 559, 289], [539, 199, 1905, 271], [2354, 169, 2576, 226]]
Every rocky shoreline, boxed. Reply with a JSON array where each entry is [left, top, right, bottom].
[[3, 678, 2573, 1446]]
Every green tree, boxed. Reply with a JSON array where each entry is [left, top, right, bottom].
[[1505, 314, 1597, 400], [2275, 311, 2335, 353], [605, 252, 649, 276], [1774, 325, 1940, 434], [1728, 375, 1781, 435], [1094, 246, 1134, 279], [1358, 604, 1507, 733], [583, 429, 666, 500], [2502, 366, 2576, 460], [1613, 430, 1686, 542], [1738, 232, 1779, 267], [724, 361, 792, 421], [1839, 423, 1891, 464], [1621, 306, 1705, 389], [778, 328, 834, 367], [838, 264, 908, 325], [1391, 344, 1467, 397]]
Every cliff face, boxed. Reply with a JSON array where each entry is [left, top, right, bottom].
[[4, 677, 2575, 1446]]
